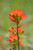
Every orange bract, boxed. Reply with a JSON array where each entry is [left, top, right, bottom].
[[19, 41, 23, 46], [9, 9, 27, 21], [7, 34, 23, 46], [8, 27, 24, 34], [14, 27, 24, 33], [8, 29, 15, 33], [7, 34, 18, 43], [9, 27, 24, 33]]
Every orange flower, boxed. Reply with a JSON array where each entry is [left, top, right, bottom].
[[22, 30, 24, 33], [18, 27, 24, 33], [17, 9, 23, 16], [8, 29, 15, 33], [19, 41, 23, 46], [12, 27, 24, 33], [21, 14, 28, 19], [7, 39, 12, 43], [19, 38, 23, 41], [10, 34, 17, 40], [9, 14, 16, 21], [9, 14, 14, 21], [21, 24, 24, 27], [19, 38, 23, 46], [7, 34, 18, 43], [8, 34, 23, 46], [18, 27, 22, 33], [9, 9, 27, 21]]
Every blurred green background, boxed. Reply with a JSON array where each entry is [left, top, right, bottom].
[[0, 0, 33, 50]]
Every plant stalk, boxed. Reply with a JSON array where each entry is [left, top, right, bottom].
[[17, 19, 19, 50]]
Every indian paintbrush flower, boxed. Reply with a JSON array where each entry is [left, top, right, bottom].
[[8, 9, 28, 50]]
